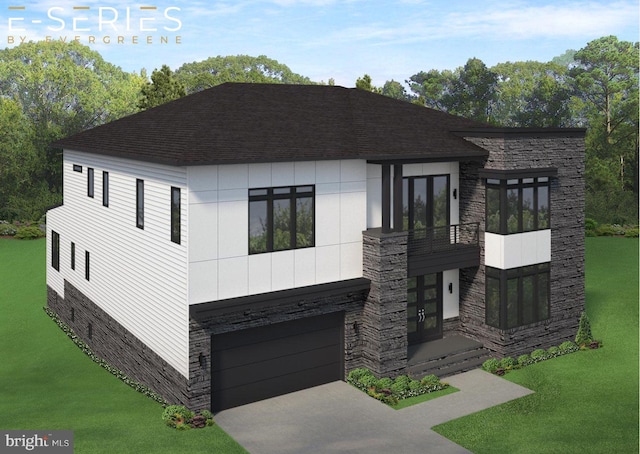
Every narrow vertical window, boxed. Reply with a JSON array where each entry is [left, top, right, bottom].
[[71, 242, 75, 270], [85, 251, 90, 281], [51, 231, 60, 271], [102, 171, 109, 207], [88, 168, 94, 198], [171, 186, 181, 244], [136, 179, 144, 229]]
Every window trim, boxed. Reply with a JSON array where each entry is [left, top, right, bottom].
[[71, 242, 75, 270], [486, 177, 550, 234], [73, 164, 83, 173], [88, 168, 94, 198], [102, 171, 109, 207], [51, 231, 60, 271], [171, 186, 181, 244], [485, 263, 551, 329], [85, 251, 90, 281], [248, 185, 315, 254], [136, 179, 144, 229]]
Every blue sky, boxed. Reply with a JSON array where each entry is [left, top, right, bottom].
[[2, 0, 638, 87]]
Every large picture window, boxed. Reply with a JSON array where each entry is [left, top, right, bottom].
[[249, 185, 314, 254], [486, 263, 550, 329], [486, 177, 550, 234]]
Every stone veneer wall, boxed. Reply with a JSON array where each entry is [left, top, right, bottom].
[[459, 132, 585, 357], [47, 282, 190, 405], [188, 287, 367, 411], [360, 229, 408, 377]]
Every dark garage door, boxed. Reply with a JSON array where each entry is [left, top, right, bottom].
[[212, 312, 344, 411]]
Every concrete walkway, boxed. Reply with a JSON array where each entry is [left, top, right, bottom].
[[215, 369, 533, 454]]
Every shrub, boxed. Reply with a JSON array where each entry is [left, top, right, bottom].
[[0, 223, 17, 236], [482, 358, 500, 373], [575, 312, 594, 346], [162, 405, 194, 428], [531, 349, 548, 362], [559, 340, 579, 353], [499, 357, 517, 370], [408, 379, 422, 391], [347, 368, 372, 382], [517, 354, 532, 366], [596, 224, 626, 236], [420, 374, 439, 387], [584, 218, 598, 232], [625, 228, 639, 238], [15, 226, 45, 240], [199, 410, 213, 420], [376, 377, 393, 390], [547, 346, 560, 358], [359, 374, 377, 389]]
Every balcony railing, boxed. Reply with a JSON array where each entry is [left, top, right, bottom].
[[407, 223, 480, 256]]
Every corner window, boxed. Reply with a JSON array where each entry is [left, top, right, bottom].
[[88, 168, 94, 198], [171, 187, 181, 244], [485, 263, 550, 329], [136, 179, 144, 229], [249, 185, 315, 254], [486, 177, 550, 234], [51, 231, 60, 271], [102, 171, 109, 207]]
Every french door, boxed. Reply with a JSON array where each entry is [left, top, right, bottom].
[[407, 273, 443, 344]]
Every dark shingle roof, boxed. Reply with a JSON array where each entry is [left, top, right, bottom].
[[53, 83, 490, 166]]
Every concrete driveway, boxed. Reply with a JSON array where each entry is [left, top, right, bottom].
[[215, 369, 533, 454]]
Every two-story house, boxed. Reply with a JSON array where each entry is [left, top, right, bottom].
[[46, 83, 585, 412]]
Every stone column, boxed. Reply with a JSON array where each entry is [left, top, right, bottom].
[[361, 229, 408, 377]]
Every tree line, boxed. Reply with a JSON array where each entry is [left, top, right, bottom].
[[0, 36, 637, 225]]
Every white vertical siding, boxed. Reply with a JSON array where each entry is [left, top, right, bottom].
[[46, 150, 189, 377], [187, 159, 368, 304]]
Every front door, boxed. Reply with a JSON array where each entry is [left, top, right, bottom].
[[407, 273, 443, 344]]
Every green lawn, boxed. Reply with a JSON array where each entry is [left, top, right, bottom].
[[434, 237, 639, 453], [1, 237, 638, 453], [0, 239, 247, 454]]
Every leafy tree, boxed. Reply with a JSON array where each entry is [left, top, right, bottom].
[[492, 61, 572, 127], [175, 55, 313, 94], [446, 58, 498, 123], [407, 69, 455, 111], [355, 74, 381, 93], [381, 80, 410, 101], [138, 65, 186, 110], [0, 41, 144, 197]]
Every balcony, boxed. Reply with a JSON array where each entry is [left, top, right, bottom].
[[407, 223, 480, 276]]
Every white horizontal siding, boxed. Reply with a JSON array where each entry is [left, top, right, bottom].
[[46, 150, 189, 377], [188, 160, 367, 304]]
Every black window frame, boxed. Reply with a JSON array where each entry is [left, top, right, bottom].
[[485, 263, 551, 329], [87, 167, 94, 198], [248, 185, 315, 254], [71, 242, 75, 270], [85, 251, 90, 281], [136, 179, 144, 229], [485, 177, 550, 234], [102, 171, 109, 207], [73, 164, 83, 173], [171, 186, 181, 244], [51, 231, 60, 271]]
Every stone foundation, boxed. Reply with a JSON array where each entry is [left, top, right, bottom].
[[47, 282, 190, 406]]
